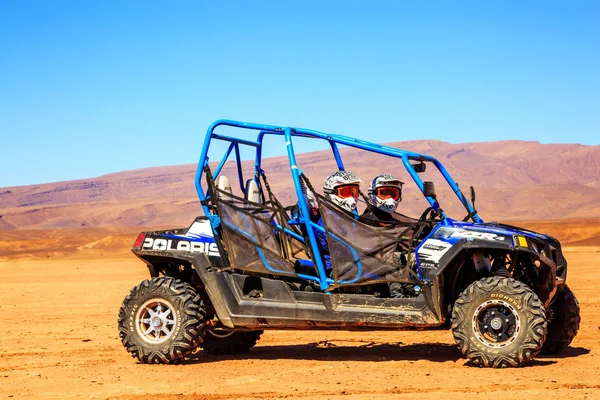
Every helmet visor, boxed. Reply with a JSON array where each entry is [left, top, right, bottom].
[[376, 186, 400, 201], [335, 185, 359, 199]]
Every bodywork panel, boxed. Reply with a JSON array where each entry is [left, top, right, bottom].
[[416, 220, 564, 306], [130, 218, 565, 330]]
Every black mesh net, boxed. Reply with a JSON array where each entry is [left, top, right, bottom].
[[216, 198, 299, 276], [204, 163, 307, 277], [316, 193, 417, 287], [206, 166, 422, 286]]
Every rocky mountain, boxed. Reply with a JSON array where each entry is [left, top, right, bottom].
[[1, 140, 599, 230]]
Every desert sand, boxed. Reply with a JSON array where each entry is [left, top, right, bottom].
[[0, 224, 599, 400]]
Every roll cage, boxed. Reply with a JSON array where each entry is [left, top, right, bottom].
[[195, 119, 482, 291]]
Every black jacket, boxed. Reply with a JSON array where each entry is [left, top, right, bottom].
[[359, 207, 398, 227]]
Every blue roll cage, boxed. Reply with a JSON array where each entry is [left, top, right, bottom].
[[195, 119, 482, 291]]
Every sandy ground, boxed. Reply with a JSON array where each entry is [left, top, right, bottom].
[[0, 245, 599, 399]]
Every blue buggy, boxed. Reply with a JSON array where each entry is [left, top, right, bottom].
[[118, 119, 580, 367]]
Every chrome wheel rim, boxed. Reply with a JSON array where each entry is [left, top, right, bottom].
[[135, 299, 177, 344], [472, 299, 521, 348], [207, 328, 235, 339]]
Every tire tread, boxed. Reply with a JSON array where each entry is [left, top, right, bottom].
[[451, 277, 547, 368], [117, 277, 206, 364]]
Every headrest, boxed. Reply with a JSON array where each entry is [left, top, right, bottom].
[[216, 176, 233, 199], [245, 179, 261, 203]]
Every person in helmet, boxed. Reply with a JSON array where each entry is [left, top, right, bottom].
[[323, 171, 362, 214], [319, 171, 362, 270], [316, 171, 362, 275], [360, 174, 417, 298], [360, 174, 403, 226], [293, 171, 362, 276]]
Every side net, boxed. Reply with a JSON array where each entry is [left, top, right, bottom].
[[216, 199, 298, 276], [205, 168, 304, 277], [315, 193, 418, 288]]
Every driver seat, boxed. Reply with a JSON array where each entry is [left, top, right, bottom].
[[244, 179, 262, 204]]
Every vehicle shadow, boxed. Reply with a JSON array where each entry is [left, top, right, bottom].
[[183, 341, 463, 365], [538, 346, 590, 359]]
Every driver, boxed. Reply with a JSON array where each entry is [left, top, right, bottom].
[[360, 174, 416, 299], [360, 174, 403, 226]]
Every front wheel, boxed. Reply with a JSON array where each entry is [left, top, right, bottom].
[[451, 277, 547, 368], [117, 277, 206, 364]]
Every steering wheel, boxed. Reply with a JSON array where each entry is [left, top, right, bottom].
[[402, 207, 438, 248], [418, 207, 438, 223]]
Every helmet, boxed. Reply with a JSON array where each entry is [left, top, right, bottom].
[[304, 188, 319, 219], [323, 171, 362, 212], [368, 174, 403, 213]]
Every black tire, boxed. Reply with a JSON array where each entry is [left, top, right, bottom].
[[541, 285, 580, 354], [118, 277, 206, 364], [202, 329, 263, 355], [451, 277, 547, 368]]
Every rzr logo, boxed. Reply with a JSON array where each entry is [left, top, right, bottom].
[[142, 237, 220, 257], [446, 229, 506, 241]]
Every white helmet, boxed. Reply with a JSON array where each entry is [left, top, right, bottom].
[[368, 174, 403, 213], [323, 171, 362, 212], [303, 188, 319, 218]]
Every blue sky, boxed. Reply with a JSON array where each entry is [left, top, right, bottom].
[[1, 1, 599, 187]]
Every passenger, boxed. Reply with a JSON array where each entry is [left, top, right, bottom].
[[297, 171, 362, 275], [323, 171, 362, 215], [360, 174, 415, 298]]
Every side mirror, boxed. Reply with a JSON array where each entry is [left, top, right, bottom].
[[423, 181, 437, 199], [470, 186, 476, 206], [412, 162, 426, 173]]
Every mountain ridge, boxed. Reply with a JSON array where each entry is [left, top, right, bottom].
[[1, 139, 599, 230]]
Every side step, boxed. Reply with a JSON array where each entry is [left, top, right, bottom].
[[208, 272, 443, 330]]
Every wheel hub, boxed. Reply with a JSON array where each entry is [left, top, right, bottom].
[[135, 299, 177, 344], [490, 317, 503, 331], [151, 316, 163, 327], [472, 299, 521, 348]]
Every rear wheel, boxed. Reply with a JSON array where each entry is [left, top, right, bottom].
[[202, 328, 263, 355], [118, 277, 206, 364], [541, 285, 580, 354], [451, 277, 547, 368]]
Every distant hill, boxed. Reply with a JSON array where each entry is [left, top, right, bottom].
[[1, 139, 599, 230]]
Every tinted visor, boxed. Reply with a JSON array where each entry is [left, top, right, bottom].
[[335, 185, 359, 199], [376, 186, 400, 201]]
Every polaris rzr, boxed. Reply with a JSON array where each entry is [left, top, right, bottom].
[[118, 119, 580, 367]]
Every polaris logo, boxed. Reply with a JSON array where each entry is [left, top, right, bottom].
[[142, 237, 220, 256]]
